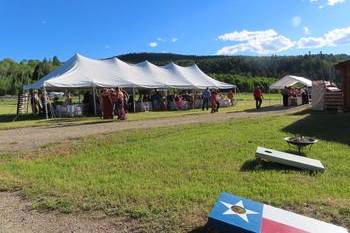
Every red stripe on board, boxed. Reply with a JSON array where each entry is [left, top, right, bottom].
[[261, 218, 307, 233]]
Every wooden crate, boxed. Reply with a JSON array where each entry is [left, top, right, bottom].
[[324, 91, 343, 110]]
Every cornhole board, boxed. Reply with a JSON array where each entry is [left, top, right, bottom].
[[256, 147, 325, 172], [207, 192, 348, 233]]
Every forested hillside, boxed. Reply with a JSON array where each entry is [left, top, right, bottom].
[[119, 53, 349, 91], [118, 52, 349, 80], [0, 53, 348, 95], [0, 57, 60, 95]]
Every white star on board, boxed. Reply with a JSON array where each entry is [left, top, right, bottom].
[[220, 200, 258, 223]]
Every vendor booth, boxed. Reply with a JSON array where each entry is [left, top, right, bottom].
[[23, 54, 236, 118], [270, 75, 312, 106]]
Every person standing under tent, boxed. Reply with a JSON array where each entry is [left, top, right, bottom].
[[121, 88, 129, 113], [101, 88, 113, 119], [215, 89, 221, 112], [99, 90, 104, 118], [281, 86, 289, 107], [210, 89, 218, 113], [151, 90, 161, 111], [202, 87, 211, 111], [188, 92, 194, 109], [253, 86, 263, 109], [301, 87, 309, 105], [227, 89, 235, 106], [64, 90, 72, 104], [116, 87, 127, 120], [174, 94, 184, 110], [111, 88, 117, 115]]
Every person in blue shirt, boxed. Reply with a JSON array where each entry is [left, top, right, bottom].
[[202, 87, 211, 111]]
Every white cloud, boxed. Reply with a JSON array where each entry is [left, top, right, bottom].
[[104, 44, 111, 49], [217, 29, 294, 55], [308, 0, 345, 8], [292, 16, 302, 27], [171, 37, 178, 42], [217, 26, 350, 55], [218, 29, 277, 42], [149, 42, 158, 48], [303, 26, 310, 34], [157, 38, 165, 42], [327, 0, 345, 5], [297, 26, 350, 48]]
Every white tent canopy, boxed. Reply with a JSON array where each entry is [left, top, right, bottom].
[[269, 75, 312, 90], [24, 54, 235, 90]]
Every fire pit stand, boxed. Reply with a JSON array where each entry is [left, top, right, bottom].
[[284, 136, 318, 155]]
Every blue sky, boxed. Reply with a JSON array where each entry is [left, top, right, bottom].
[[1, 0, 350, 61]]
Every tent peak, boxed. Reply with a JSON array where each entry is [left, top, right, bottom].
[[74, 53, 85, 59]]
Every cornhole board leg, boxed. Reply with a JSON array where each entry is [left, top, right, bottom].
[[255, 147, 325, 172]]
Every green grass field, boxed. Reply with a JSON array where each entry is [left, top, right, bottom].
[[0, 108, 349, 232], [0, 93, 281, 130]]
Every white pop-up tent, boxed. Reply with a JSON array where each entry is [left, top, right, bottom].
[[269, 75, 312, 90], [24, 53, 235, 90]]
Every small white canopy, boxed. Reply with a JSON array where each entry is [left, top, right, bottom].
[[269, 75, 312, 90], [24, 53, 235, 90]]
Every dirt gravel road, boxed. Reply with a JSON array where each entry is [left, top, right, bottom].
[[0, 106, 305, 153]]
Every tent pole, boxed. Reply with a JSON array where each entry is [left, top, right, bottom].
[[132, 88, 136, 113], [93, 87, 97, 116], [43, 87, 48, 119]]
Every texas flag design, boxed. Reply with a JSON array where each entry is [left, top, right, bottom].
[[208, 193, 348, 233]]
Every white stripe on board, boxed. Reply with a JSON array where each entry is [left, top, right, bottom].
[[263, 205, 348, 233]]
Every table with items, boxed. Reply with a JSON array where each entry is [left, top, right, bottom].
[[54, 104, 84, 117]]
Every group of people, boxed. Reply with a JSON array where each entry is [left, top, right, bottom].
[[137, 91, 194, 111], [202, 88, 235, 113], [99, 87, 128, 120], [134, 88, 235, 112], [30, 87, 237, 117], [281, 86, 309, 107]]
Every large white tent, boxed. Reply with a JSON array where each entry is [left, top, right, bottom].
[[24, 53, 235, 90], [269, 75, 312, 90]]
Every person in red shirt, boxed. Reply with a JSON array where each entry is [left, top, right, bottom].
[[253, 86, 263, 109]]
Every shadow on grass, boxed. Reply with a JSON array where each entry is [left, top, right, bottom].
[[283, 110, 350, 146], [44, 119, 114, 129], [240, 159, 305, 172], [243, 104, 307, 113], [0, 113, 44, 123]]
